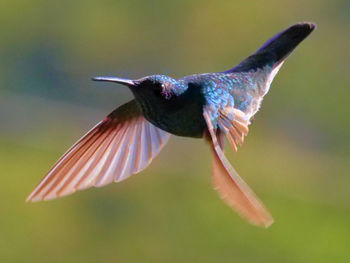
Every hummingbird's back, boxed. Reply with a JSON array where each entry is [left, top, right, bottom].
[[182, 69, 276, 123], [194, 22, 315, 124]]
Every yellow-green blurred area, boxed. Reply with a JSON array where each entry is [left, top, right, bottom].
[[1, 0, 350, 262]]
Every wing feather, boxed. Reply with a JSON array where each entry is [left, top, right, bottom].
[[27, 100, 170, 202], [94, 123, 131, 187]]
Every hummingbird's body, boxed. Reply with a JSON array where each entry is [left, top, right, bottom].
[[132, 68, 275, 137], [27, 23, 315, 227]]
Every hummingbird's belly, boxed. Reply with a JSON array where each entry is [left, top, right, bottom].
[[153, 112, 206, 138], [142, 101, 206, 138]]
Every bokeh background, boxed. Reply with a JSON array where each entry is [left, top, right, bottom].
[[1, 0, 350, 262]]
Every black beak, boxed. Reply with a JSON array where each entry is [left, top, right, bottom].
[[92, 76, 135, 86]]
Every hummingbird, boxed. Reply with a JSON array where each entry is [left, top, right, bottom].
[[27, 22, 315, 227]]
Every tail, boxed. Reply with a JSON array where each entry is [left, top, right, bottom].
[[224, 22, 316, 73]]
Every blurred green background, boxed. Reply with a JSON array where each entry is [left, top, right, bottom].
[[1, 0, 350, 262]]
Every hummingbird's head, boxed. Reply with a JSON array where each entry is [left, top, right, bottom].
[[92, 74, 183, 100]]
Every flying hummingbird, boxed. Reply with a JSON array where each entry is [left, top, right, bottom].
[[27, 22, 315, 227]]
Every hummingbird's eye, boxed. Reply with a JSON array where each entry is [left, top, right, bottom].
[[152, 84, 163, 98], [153, 89, 162, 98], [161, 82, 175, 99]]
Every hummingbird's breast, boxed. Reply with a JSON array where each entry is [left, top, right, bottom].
[[136, 84, 207, 138]]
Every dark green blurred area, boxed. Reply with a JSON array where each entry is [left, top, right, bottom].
[[1, 0, 350, 262]]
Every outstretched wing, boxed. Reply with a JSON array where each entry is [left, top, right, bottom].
[[203, 108, 273, 227], [27, 100, 170, 202], [224, 22, 315, 73]]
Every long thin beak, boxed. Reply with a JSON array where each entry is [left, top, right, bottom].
[[92, 76, 135, 86]]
